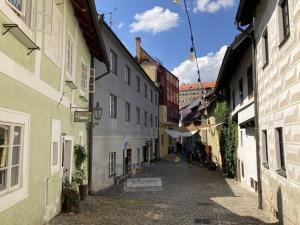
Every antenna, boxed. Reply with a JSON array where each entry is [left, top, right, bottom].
[[104, 12, 113, 28]]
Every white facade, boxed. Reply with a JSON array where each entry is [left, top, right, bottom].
[[229, 45, 258, 191], [92, 22, 158, 192], [253, 0, 300, 224]]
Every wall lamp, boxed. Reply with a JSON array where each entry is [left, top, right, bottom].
[[70, 102, 103, 126]]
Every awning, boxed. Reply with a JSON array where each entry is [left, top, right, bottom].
[[165, 129, 198, 139]]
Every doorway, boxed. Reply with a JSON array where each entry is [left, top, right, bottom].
[[125, 149, 132, 174], [62, 136, 74, 183]]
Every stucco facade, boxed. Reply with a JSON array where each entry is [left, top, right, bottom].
[[92, 21, 158, 192], [0, 1, 106, 224], [253, 0, 300, 224]]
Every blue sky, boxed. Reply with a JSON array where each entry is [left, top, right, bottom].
[[95, 0, 239, 83]]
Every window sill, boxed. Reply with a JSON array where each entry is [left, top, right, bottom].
[[276, 169, 287, 178], [262, 163, 269, 169], [279, 33, 290, 49]]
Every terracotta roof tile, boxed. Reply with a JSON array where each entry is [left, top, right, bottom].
[[179, 81, 216, 91]]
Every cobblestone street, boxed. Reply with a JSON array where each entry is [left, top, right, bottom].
[[49, 159, 279, 225]]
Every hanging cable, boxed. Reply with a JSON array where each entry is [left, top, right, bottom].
[[182, 0, 202, 87]]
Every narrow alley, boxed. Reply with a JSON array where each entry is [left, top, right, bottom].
[[49, 157, 278, 225]]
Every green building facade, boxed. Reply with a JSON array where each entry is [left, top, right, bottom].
[[0, 0, 107, 224]]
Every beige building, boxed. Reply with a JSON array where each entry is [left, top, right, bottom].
[[179, 82, 216, 109], [236, 0, 300, 224]]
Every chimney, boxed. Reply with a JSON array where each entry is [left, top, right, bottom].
[[136, 37, 141, 63]]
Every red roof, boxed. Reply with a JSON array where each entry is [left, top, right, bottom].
[[179, 81, 216, 91]]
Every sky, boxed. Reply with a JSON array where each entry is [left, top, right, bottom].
[[95, 0, 239, 84]]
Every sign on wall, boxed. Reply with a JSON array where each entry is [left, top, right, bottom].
[[74, 111, 92, 122]]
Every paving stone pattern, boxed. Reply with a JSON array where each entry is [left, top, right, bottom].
[[48, 160, 279, 225]]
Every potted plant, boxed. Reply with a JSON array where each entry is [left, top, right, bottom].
[[73, 144, 88, 200], [61, 177, 80, 213]]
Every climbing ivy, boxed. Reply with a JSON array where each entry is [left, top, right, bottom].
[[213, 99, 238, 178]]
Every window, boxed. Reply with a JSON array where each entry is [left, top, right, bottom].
[[0, 124, 24, 192], [109, 94, 117, 118], [247, 65, 253, 95], [155, 116, 158, 128], [80, 62, 88, 95], [108, 152, 116, 176], [66, 34, 75, 79], [262, 29, 269, 67], [125, 65, 130, 85], [137, 148, 140, 164], [7, 0, 26, 15], [275, 127, 286, 174], [262, 130, 269, 167], [150, 89, 153, 102], [279, 0, 290, 43], [232, 90, 235, 109], [125, 102, 130, 122], [144, 111, 147, 127], [144, 84, 147, 98], [136, 76, 140, 93], [155, 94, 158, 106], [136, 107, 140, 124], [150, 114, 153, 127], [239, 79, 243, 102], [169, 136, 172, 145], [241, 161, 244, 178], [0, 109, 29, 211], [51, 119, 61, 174], [240, 130, 243, 147], [110, 50, 117, 74]]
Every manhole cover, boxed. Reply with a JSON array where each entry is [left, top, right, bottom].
[[194, 219, 211, 224]]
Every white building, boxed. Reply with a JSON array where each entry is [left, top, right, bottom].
[[216, 32, 258, 191], [236, 0, 300, 224], [91, 20, 158, 192]]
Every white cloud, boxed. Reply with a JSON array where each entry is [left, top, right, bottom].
[[172, 45, 227, 84], [129, 6, 180, 34], [193, 0, 235, 13], [117, 22, 125, 29]]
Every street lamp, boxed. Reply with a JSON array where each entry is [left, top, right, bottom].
[[94, 102, 103, 121]]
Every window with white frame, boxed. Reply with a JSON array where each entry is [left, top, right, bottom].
[[0, 124, 23, 192], [109, 94, 117, 118], [150, 89, 153, 102], [125, 65, 130, 85], [0, 109, 29, 210], [150, 114, 153, 127], [125, 102, 130, 122], [110, 50, 117, 74], [108, 152, 116, 176], [66, 34, 75, 80], [51, 119, 61, 174], [262, 130, 269, 167], [80, 62, 88, 95], [7, 0, 26, 15]]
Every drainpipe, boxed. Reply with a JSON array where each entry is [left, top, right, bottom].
[[236, 21, 263, 210], [88, 56, 94, 194]]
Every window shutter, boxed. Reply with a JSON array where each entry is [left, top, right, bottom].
[[32, 0, 53, 34], [89, 68, 96, 93]]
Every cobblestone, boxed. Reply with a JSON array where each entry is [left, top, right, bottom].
[[48, 160, 279, 225]]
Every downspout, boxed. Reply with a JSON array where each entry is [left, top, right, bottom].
[[88, 56, 94, 194], [236, 22, 263, 210]]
